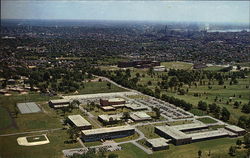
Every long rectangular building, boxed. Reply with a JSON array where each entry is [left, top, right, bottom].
[[81, 126, 135, 142], [187, 130, 229, 142], [172, 123, 209, 132], [225, 125, 246, 136], [155, 126, 192, 145]]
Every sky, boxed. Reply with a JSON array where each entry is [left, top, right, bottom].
[[1, 1, 250, 24]]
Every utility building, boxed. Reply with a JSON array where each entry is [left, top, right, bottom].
[[225, 125, 246, 136], [49, 99, 70, 108], [146, 138, 170, 151], [100, 98, 126, 106], [67, 115, 92, 130]]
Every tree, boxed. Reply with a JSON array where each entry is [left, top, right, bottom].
[[14, 104, 19, 118], [236, 139, 242, 148], [198, 101, 207, 111], [244, 133, 250, 148], [122, 112, 130, 121], [154, 87, 161, 98], [108, 153, 118, 158], [221, 107, 230, 122], [147, 81, 152, 86], [234, 101, 240, 109], [242, 102, 250, 113], [228, 146, 236, 156], [67, 126, 79, 142], [71, 99, 80, 109], [152, 107, 161, 119], [107, 82, 111, 89], [198, 150, 202, 158]]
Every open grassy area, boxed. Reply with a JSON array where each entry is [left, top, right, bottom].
[[83, 141, 102, 147], [26, 135, 47, 143], [110, 138, 247, 158], [0, 107, 12, 129], [167, 120, 194, 126], [0, 96, 62, 135], [161, 61, 193, 70], [0, 130, 81, 158], [165, 77, 250, 123], [197, 117, 218, 124], [111, 143, 148, 158], [75, 81, 128, 95], [137, 125, 161, 139]]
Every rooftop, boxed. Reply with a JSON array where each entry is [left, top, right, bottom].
[[146, 138, 169, 148], [172, 123, 208, 131], [130, 112, 151, 121], [125, 103, 148, 110], [108, 98, 125, 102], [187, 129, 228, 141], [17, 102, 41, 114], [82, 125, 134, 135], [49, 99, 70, 104], [155, 126, 191, 140], [68, 115, 91, 127], [98, 114, 122, 122], [225, 125, 246, 132]]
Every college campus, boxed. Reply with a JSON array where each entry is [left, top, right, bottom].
[[1, 1, 250, 158]]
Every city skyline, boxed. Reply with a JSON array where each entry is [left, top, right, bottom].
[[1, 1, 249, 24]]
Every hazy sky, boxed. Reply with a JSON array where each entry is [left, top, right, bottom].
[[1, 1, 249, 23]]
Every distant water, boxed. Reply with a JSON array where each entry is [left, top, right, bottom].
[[207, 29, 250, 32]]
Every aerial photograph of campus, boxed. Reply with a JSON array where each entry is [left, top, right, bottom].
[[0, 1, 249, 158]]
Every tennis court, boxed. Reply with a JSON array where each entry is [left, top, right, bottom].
[[17, 102, 41, 114]]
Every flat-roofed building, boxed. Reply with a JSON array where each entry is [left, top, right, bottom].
[[146, 138, 170, 151], [100, 106, 116, 111], [98, 114, 123, 125], [49, 99, 70, 108], [125, 103, 148, 111], [172, 123, 209, 132], [153, 66, 166, 72], [81, 125, 135, 142], [155, 126, 192, 145], [130, 112, 152, 122], [67, 115, 92, 130], [225, 125, 246, 136], [100, 98, 125, 106], [187, 129, 229, 142]]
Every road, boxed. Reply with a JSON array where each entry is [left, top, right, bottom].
[[79, 106, 102, 128]]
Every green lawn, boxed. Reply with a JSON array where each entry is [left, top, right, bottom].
[[26, 135, 47, 142], [0, 107, 12, 129], [72, 81, 128, 95], [197, 117, 218, 124], [167, 120, 194, 126], [137, 125, 161, 139], [161, 61, 193, 70], [110, 138, 247, 158], [0, 130, 81, 158], [111, 143, 148, 158]]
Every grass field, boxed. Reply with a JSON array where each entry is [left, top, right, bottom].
[[74, 81, 128, 95], [0, 107, 12, 129], [167, 120, 194, 126], [110, 137, 247, 158], [197, 117, 218, 124], [0, 130, 81, 158], [161, 61, 193, 70], [26, 135, 47, 143]]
